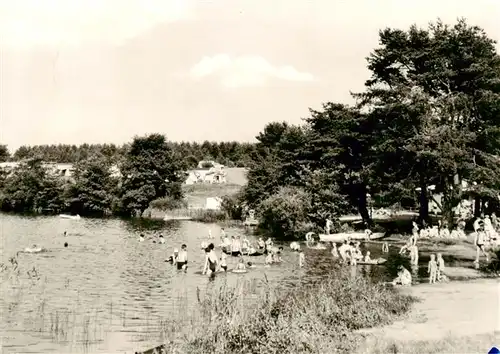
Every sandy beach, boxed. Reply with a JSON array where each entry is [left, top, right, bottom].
[[360, 275, 500, 353]]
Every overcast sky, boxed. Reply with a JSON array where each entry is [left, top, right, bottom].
[[1, 0, 499, 151]]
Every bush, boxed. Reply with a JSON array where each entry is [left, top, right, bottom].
[[201, 162, 214, 168], [169, 264, 415, 354], [220, 193, 244, 220], [259, 186, 314, 240], [149, 197, 188, 210], [191, 209, 227, 223]]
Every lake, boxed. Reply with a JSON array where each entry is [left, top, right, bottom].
[[0, 213, 412, 353]]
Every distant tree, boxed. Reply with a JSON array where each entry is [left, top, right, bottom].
[[65, 157, 118, 216], [0, 145, 10, 162], [119, 134, 184, 217], [243, 122, 310, 207], [0, 158, 65, 213]]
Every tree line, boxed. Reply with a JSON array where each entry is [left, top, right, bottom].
[[0, 134, 187, 217], [0, 141, 257, 168], [234, 19, 500, 238]]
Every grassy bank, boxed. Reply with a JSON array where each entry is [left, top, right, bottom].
[[183, 183, 242, 208], [146, 183, 244, 222], [159, 265, 415, 354]]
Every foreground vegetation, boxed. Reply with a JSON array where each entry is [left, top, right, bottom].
[[158, 265, 415, 354]]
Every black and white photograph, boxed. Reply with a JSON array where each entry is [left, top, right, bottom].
[[0, 1, 499, 353]]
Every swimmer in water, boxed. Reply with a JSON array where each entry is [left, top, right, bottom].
[[220, 252, 228, 272], [64, 242, 68, 248], [138, 234, 145, 242], [159, 234, 165, 244], [234, 258, 247, 272]]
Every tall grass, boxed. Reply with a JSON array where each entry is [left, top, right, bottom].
[[4, 259, 414, 354]]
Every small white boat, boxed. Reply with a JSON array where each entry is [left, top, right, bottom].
[[59, 214, 81, 220], [356, 258, 387, 265], [319, 232, 385, 243], [22, 247, 44, 253], [338, 215, 363, 222]]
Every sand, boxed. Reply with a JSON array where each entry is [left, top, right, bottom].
[[362, 277, 500, 342]]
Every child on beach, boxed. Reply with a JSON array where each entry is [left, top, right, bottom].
[[265, 252, 273, 267], [437, 253, 446, 281], [474, 226, 490, 264], [428, 254, 438, 284]]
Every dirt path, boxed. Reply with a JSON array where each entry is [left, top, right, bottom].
[[363, 277, 500, 342]]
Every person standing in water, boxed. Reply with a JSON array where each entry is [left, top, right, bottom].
[[257, 238, 265, 252], [220, 252, 228, 272], [231, 236, 242, 257], [298, 250, 305, 268], [169, 248, 179, 264], [325, 219, 333, 235], [202, 243, 218, 277], [241, 236, 250, 255], [159, 234, 165, 244], [176, 244, 188, 272], [338, 240, 351, 263]]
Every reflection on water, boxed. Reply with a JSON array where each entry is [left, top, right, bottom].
[[0, 214, 433, 353]]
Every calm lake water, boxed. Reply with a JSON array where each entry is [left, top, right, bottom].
[[0, 213, 415, 353]]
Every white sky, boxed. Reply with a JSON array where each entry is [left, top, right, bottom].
[[1, 0, 499, 150]]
